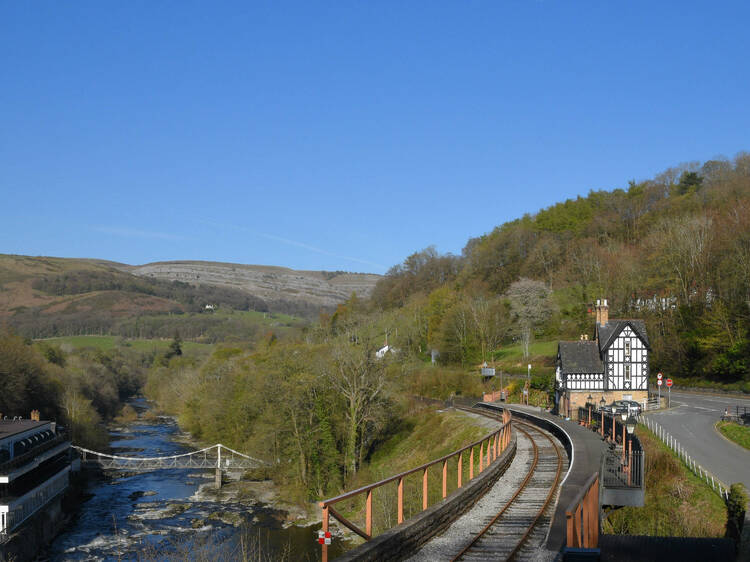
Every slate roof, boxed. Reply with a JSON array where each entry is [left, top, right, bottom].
[[558, 341, 604, 374], [0, 420, 48, 441], [597, 319, 650, 352]]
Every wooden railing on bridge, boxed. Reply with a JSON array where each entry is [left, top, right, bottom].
[[318, 409, 512, 561], [565, 472, 599, 550]]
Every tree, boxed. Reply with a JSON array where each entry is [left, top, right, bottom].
[[323, 339, 387, 480], [506, 279, 554, 359]]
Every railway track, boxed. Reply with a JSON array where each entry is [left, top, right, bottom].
[[406, 408, 567, 562], [451, 417, 564, 561]]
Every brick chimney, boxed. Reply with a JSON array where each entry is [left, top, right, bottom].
[[596, 299, 609, 326]]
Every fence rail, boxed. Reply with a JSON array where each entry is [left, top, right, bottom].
[[318, 408, 512, 562], [641, 416, 729, 500], [565, 472, 599, 549]]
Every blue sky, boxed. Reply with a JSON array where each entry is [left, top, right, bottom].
[[2, 1, 748, 274]]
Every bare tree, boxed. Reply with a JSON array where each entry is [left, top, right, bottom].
[[467, 295, 510, 363], [506, 278, 554, 359], [324, 339, 386, 480]]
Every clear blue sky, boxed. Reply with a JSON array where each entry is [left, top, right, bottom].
[[2, 2, 748, 274]]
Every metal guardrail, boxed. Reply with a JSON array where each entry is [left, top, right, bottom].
[[317, 409, 512, 562]]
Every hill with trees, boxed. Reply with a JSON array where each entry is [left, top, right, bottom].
[[0, 255, 378, 339], [371, 151, 750, 389]]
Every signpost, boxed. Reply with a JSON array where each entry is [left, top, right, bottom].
[[657, 372, 663, 408], [666, 378, 673, 408]]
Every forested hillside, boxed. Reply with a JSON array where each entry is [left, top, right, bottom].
[[372, 152, 750, 388]]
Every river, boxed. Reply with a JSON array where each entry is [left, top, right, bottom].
[[47, 399, 347, 561]]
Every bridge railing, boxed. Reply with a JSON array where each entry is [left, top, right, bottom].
[[318, 408, 511, 561], [565, 472, 599, 550]]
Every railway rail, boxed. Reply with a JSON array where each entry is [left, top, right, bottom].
[[447, 412, 565, 561]]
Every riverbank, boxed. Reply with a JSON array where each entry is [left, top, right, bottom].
[[47, 399, 341, 561]]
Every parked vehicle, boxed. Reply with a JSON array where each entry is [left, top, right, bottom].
[[604, 400, 642, 416]]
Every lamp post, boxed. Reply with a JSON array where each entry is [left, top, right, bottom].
[[600, 397, 606, 437], [626, 416, 637, 485], [587, 394, 593, 427], [620, 412, 627, 463], [527, 364, 531, 406]]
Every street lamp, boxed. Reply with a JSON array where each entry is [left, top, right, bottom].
[[599, 397, 606, 436], [626, 416, 637, 485], [620, 411, 627, 462]]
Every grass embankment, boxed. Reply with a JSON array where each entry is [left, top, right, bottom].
[[328, 405, 497, 539], [492, 340, 557, 376], [717, 421, 750, 450], [603, 424, 727, 537]]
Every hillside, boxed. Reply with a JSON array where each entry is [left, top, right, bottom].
[[122, 260, 379, 308], [370, 152, 750, 389], [0, 254, 379, 339]]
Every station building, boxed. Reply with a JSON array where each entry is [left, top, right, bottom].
[[555, 299, 650, 419], [0, 413, 72, 541]]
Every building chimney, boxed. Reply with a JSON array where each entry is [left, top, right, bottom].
[[595, 299, 601, 325], [600, 299, 609, 326]]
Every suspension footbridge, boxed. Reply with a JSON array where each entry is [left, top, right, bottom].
[[72, 444, 265, 487]]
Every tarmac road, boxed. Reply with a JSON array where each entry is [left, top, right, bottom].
[[646, 390, 750, 489]]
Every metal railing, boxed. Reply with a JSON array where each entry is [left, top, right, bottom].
[[641, 416, 729, 500], [565, 472, 599, 549], [318, 409, 512, 562], [601, 450, 644, 488], [0, 466, 70, 538]]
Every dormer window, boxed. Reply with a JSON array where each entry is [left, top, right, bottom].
[[624, 341, 631, 359]]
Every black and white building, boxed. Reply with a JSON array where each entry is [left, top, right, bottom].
[[555, 299, 650, 418]]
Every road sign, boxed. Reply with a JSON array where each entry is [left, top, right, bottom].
[[666, 379, 673, 387], [657, 372, 663, 380], [657, 379, 663, 386]]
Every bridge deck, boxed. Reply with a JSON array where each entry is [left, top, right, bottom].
[[482, 403, 607, 553]]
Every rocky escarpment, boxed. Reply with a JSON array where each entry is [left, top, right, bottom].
[[125, 261, 380, 308]]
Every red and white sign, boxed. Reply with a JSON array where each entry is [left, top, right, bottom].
[[657, 379, 662, 386], [666, 379, 673, 387], [318, 530, 332, 545], [657, 372, 663, 380]]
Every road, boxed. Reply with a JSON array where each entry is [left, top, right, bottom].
[[646, 390, 750, 489]]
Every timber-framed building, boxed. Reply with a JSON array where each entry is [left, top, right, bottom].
[[555, 299, 650, 418]]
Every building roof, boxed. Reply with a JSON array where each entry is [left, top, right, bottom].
[[558, 341, 604, 374], [597, 319, 650, 351], [0, 420, 49, 441]]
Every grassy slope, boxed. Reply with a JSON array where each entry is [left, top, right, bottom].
[[603, 424, 727, 537], [492, 340, 557, 375], [717, 421, 750, 450], [327, 406, 495, 537]]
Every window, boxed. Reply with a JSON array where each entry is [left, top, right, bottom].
[[624, 340, 631, 359], [624, 364, 631, 383]]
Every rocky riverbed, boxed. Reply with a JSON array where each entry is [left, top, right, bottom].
[[46, 399, 347, 561]]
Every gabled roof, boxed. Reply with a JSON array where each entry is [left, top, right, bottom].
[[597, 319, 650, 352], [558, 341, 604, 374]]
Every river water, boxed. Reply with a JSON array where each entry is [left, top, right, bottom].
[[47, 400, 344, 561]]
